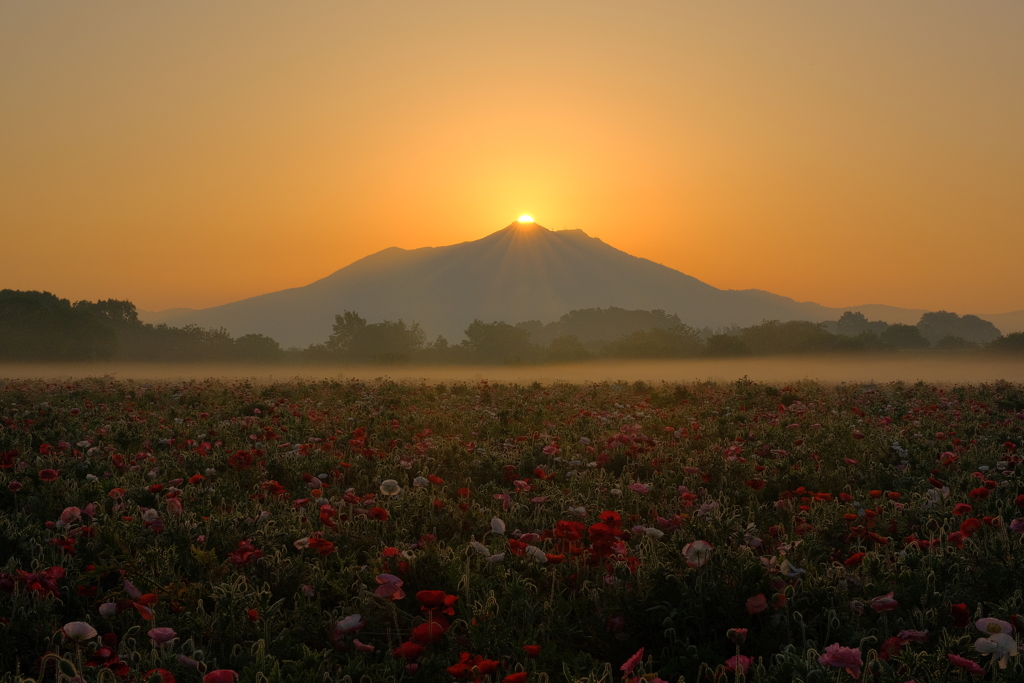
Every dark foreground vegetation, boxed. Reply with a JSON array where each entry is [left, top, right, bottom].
[[1, 377, 1023, 682], [3, 289, 1024, 366]]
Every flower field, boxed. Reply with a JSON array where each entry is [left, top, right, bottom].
[[1, 376, 1023, 682]]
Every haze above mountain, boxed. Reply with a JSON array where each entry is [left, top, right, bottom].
[[142, 224, 1024, 348]]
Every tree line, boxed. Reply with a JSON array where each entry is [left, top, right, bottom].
[[3, 289, 1024, 364]]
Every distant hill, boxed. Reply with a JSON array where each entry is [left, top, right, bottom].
[[139, 223, 1018, 347]]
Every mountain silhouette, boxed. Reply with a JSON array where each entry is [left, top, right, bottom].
[[143, 223, 1017, 347]]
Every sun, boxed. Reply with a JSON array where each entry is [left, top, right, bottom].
[[517, 215, 534, 223]]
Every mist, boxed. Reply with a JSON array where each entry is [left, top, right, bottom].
[[3, 355, 1024, 385]]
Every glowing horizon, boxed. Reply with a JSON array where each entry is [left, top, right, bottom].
[[1, 2, 1022, 315]]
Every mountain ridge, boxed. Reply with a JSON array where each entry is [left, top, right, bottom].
[[139, 223, 1024, 346]]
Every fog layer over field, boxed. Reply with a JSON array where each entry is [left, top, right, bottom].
[[2, 356, 1024, 384]]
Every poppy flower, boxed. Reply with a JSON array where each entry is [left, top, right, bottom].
[[148, 627, 176, 645], [523, 645, 540, 658], [725, 655, 752, 675], [144, 669, 177, 683], [844, 552, 865, 567], [746, 594, 768, 615], [503, 674, 528, 683], [416, 590, 458, 616], [960, 518, 982, 537], [818, 644, 862, 678], [974, 633, 1019, 669], [62, 621, 98, 642], [447, 652, 499, 679], [976, 617, 1014, 635], [947, 653, 984, 675], [410, 620, 447, 645], [392, 641, 425, 660], [682, 540, 712, 568], [38, 469, 59, 482], [368, 507, 389, 521], [952, 603, 972, 628], [374, 573, 405, 600], [203, 671, 239, 683], [335, 614, 364, 635], [380, 479, 402, 496], [620, 647, 644, 674], [869, 592, 898, 612]]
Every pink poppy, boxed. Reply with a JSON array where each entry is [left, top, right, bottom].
[[374, 573, 405, 601], [148, 627, 176, 645], [627, 483, 651, 494], [818, 643, 862, 678], [947, 654, 984, 676], [682, 540, 712, 568], [869, 592, 898, 612], [976, 618, 1014, 635], [62, 621, 98, 642], [620, 647, 644, 674], [353, 639, 375, 653], [725, 655, 752, 675], [746, 594, 768, 615]]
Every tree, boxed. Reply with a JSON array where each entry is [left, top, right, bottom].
[[836, 312, 888, 338], [917, 311, 1000, 345], [603, 325, 703, 358], [326, 311, 368, 353], [323, 311, 424, 362], [234, 334, 284, 362], [739, 320, 840, 355], [547, 335, 591, 363], [987, 332, 1024, 354], [463, 320, 536, 364], [704, 334, 750, 357], [880, 323, 929, 349]]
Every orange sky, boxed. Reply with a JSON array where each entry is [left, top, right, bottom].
[[2, 2, 1022, 315]]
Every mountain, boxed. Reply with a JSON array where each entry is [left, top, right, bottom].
[[141, 223, 1018, 347]]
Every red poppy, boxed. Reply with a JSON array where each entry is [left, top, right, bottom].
[[523, 645, 540, 658], [504, 674, 528, 683], [392, 641, 425, 660], [144, 669, 176, 683], [959, 518, 982, 537], [447, 652, 500, 680], [369, 507, 389, 521], [416, 590, 458, 616], [308, 538, 336, 556], [410, 620, 447, 645], [319, 504, 338, 528], [844, 552, 865, 567], [228, 540, 263, 565], [38, 469, 59, 482], [951, 603, 971, 628], [203, 671, 239, 683]]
